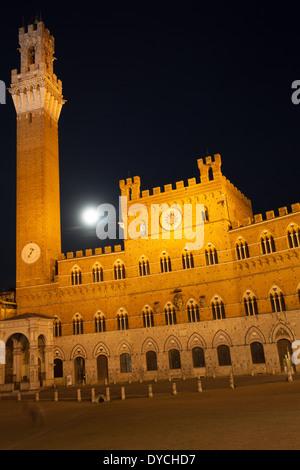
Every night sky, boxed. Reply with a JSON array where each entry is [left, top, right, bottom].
[[0, 0, 299, 289]]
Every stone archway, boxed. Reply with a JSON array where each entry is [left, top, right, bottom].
[[277, 339, 295, 372], [5, 333, 29, 388], [96, 354, 108, 383], [75, 357, 86, 384]]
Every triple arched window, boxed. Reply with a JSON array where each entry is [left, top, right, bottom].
[[236, 238, 250, 260], [95, 312, 106, 333], [142, 306, 154, 328], [211, 296, 226, 320], [160, 253, 172, 273], [187, 299, 200, 323], [205, 245, 218, 265], [164, 303, 177, 325], [243, 291, 258, 316], [139, 257, 150, 276], [73, 314, 84, 335], [182, 250, 194, 269], [287, 225, 300, 249], [270, 287, 286, 313], [53, 317, 62, 337], [260, 232, 276, 254], [114, 260, 126, 280], [71, 266, 82, 285], [93, 263, 103, 283], [117, 310, 129, 330]]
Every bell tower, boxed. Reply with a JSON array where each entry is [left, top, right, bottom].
[[10, 19, 64, 291]]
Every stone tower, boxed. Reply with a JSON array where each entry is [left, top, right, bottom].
[[9, 19, 64, 292]]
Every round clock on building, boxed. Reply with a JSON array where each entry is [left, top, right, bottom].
[[21, 243, 41, 264], [160, 207, 183, 231]]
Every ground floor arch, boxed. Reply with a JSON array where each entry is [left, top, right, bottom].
[[75, 357, 86, 384], [5, 333, 29, 386], [97, 354, 108, 383], [277, 339, 295, 372]]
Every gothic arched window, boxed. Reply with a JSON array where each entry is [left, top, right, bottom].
[[164, 303, 177, 325], [53, 317, 62, 337], [236, 238, 250, 260], [72, 314, 84, 335], [139, 257, 150, 276], [260, 231, 276, 254], [205, 245, 218, 265], [287, 225, 300, 249], [243, 291, 259, 316], [187, 299, 200, 323], [94, 312, 106, 333], [114, 260, 126, 280], [160, 253, 172, 273], [71, 266, 82, 286], [270, 287, 286, 313], [211, 296, 226, 320], [117, 310, 129, 330], [142, 306, 154, 328], [182, 250, 194, 269], [92, 263, 103, 283]]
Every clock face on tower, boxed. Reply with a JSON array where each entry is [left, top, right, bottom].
[[21, 243, 41, 264]]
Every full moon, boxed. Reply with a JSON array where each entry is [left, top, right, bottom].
[[82, 207, 99, 226]]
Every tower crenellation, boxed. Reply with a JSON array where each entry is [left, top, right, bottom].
[[10, 20, 64, 122]]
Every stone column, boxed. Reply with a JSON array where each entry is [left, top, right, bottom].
[[43, 345, 54, 387], [29, 343, 40, 390], [13, 346, 23, 383]]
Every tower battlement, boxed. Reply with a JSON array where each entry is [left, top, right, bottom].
[[230, 203, 300, 229]]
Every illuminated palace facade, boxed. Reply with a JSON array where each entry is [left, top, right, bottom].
[[1, 20, 300, 391]]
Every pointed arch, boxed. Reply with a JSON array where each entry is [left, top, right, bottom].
[[245, 326, 266, 345], [116, 340, 133, 356], [187, 332, 207, 350], [72, 313, 84, 335], [212, 329, 232, 348], [70, 343, 87, 360], [270, 323, 295, 343], [93, 341, 110, 358], [53, 346, 65, 361], [164, 335, 182, 352], [141, 337, 159, 354]]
